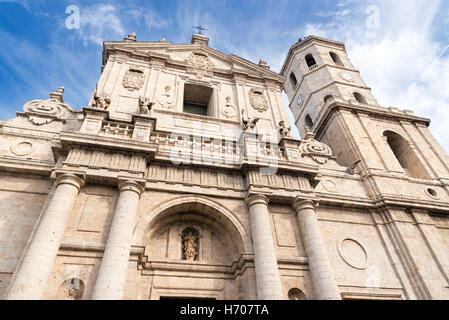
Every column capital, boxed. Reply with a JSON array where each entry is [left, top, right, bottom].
[[56, 173, 85, 191], [245, 193, 270, 207], [118, 179, 145, 197], [292, 198, 318, 212]]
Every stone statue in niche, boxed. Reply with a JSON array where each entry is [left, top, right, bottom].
[[241, 109, 259, 131], [138, 96, 154, 115], [279, 120, 292, 138], [222, 96, 237, 119], [156, 85, 175, 109], [92, 91, 111, 110], [182, 228, 199, 261]]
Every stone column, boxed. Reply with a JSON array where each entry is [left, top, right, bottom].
[[92, 180, 144, 300], [6, 173, 85, 300], [246, 194, 283, 300], [293, 199, 341, 300]]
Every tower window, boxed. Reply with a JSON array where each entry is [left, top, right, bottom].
[[324, 95, 334, 103], [183, 83, 213, 116], [305, 54, 317, 68], [329, 52, 344, 67], [353, 92, 367, 104], [384, 131, 430, 180], [290, 72, 298, 88], [305, 115, 314, 130]]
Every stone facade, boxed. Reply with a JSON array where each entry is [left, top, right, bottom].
[[0, 33, 448, 300]]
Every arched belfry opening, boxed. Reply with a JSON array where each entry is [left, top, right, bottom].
[[353, 92, 367, 104], [305, 54, 317, 68], [384, 131, 431, 180], [305, 115, 314, 130], [329, 52, 344, 67], [290, 72, 298, 88], [324, 95, 334, 103]]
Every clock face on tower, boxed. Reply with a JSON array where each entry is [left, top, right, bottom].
[[297, 94, 303, 106], [339, 72, 353, 82]]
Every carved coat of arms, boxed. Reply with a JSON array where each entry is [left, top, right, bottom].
[[123, 68, 145, 91], [186, 52, 214, 79], [249, 88, 269, 113]]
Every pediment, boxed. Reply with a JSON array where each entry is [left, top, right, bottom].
[[104, 41, 284, 82]]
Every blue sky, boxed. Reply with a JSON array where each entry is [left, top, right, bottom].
[[0, 0, 448, 151]]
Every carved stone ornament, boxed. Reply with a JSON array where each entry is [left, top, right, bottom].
[[22, 99, 72, 125], [123, 67, 145, 91], [186, 52, 214, 79], [156, 85, 175, 109], [279, 121, 292, 138], [91, 91, 111, 110], [241, 109, 259, 131], [249, 88, 269, 113], [222, 96, 237, 119], [299, 130, 333, 164], [138, 96, 154, 115]]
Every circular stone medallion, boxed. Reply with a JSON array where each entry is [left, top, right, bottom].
[[10, 141, 34, 156], [339, 72, 354, 82], [297, 94, 303, 106], [337, 238, 368, 270]]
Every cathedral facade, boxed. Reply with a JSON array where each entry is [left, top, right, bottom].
[[0, 33, 449, 300]]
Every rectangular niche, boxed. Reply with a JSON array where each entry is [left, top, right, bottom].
[[183, 83, 213, 117]]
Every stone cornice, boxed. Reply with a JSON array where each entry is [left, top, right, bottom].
[[59, 131, 158, 154], [315, 100, 430, 140]]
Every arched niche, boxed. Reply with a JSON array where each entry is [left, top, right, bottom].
[[138, 196, 251, 265], [288, 288, 307, 300], [383, 130, 431, 180]]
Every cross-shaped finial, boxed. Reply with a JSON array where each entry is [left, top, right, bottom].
[[193, 25, 207, 35]]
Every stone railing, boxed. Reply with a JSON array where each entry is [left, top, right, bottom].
[[150, 132, 286, 165], [100, 121, 134, 140]]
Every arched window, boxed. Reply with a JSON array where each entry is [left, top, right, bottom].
[[384, 131, 430, 180], [305, 54, 317, 68], [290, 72, 298, 87], [324, 95, 334, 103], [182, 228, 200, 261], [305, 115, 314, 130], [288, 288, 307, 300], [353, 92, 367, 104], [329, 52, 344, 66]]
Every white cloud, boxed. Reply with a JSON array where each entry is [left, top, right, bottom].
[[127, 8, 171, 32], [299, 0, 449, 152], [78, 4, 125, 46]]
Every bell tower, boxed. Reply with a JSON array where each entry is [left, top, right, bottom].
[[281, 35, 449, 198]]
